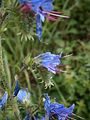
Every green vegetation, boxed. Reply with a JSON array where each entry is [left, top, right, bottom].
[[0, 0, 90, 119]]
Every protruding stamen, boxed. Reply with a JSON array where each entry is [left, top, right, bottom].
[[62, 54, 73, 58], [43, 11, 69, 19], [67, 116, 77, 120], [59, 69, 67, 73], [50, 11, 63, 14], [72, 113, 85, 120]]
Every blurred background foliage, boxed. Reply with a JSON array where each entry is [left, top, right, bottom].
[[0, 0, 90, 119]]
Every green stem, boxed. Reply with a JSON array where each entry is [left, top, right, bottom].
[[53, 80, 67, 104], [24, 70, 31, 91]]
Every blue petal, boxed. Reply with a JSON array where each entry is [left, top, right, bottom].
[[35, 52, 60, 62], [40, 13, 45, 22], [44, 93, 51, 116], [0, 92, 8, 109], [31, 0, 53, 16], [43, 94, 75, 120], [67, 104, 75, 114], [50, 103, 75, 119], [50, 102, 65, 110], [42, 0, 53, 11], [36, 14, 42, 40], [13, 80, 20, 97], [18, 0, 31, 4], [31, 0, 53, 11], [42, 63, 57, 74], [58, 116, 66, 120], [34, 52, 62, 73], [17, 89, 30, 103], [31, 0, 41, 3]]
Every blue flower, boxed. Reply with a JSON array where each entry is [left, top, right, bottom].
[[19, 0, 53, 14], [31, 0, 53, 39], [18, 0, 69, 40], [43, 93, 51, 116], [13, 80, 31, 105], [13, 80, 20, 97], [50, 103, 75, 120], [17, 89, 31, 104], [36, 14, 42, 40], [31, 0, 53, 13], [0, 92, 8, 109], [44, 94, 75, 120], [18, 0, 53, 39], [34, 52, 64, 74]]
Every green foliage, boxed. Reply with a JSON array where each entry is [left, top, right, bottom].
[[0, 0, 90, 119]]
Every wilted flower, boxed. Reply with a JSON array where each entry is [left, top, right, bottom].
[[0, 92, 8, 109], [34, 52, 64, 74], [18, 0, 69, 39], [43, 93, 75, 120]]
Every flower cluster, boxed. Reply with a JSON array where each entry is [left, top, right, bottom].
[[0, 83, 73, 120], [0, 80, 30, 110], [0, 81, 84, 120], [18, 0, 69, 40]]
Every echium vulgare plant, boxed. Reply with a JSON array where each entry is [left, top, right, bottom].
[[0, 0, 85, 120], [18, 0, 69, 40]]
